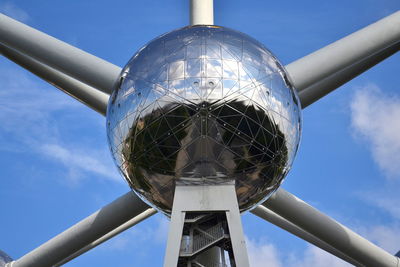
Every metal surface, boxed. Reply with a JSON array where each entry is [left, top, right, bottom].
[[190, 0, 214, 25], [0, 43, 109, 115], [0, 13, 121, 95], [164, 183, 249, 267], [263, 188, 400, 267], [106, 25, 302, 215], [298, 41, 400, 108], [251, 205, 362, 266], [55, 208, 157, 266], [0, 3, 399, 267], [196, 247, 224, 267], [9, 192, 150, 267], [285, 11, 400, 108], [177, 213, 228, 266]]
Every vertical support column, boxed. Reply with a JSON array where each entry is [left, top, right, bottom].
[[190, 0, 214, 25], [164, 182, 249, 267], [196, 245, 222, 266], [165, 210, 186, 265]]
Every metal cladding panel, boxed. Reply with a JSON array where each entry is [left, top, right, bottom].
[[106, 26, 302, 215]]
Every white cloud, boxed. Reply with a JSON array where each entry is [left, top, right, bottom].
[[99, 214, 168, 252], [0, 63, 118, 184], [356, 186, 400, 254], [247, 238, 282, 267], [359, 184, 400, 222], [362, 224, 400, 254], [246, 237, 351, 267], [153, 215, 170, 244], [290, 246, 351, 267], [0, 2, 30, 22], [349, 83, 400, 256], [40, 143, 119, 184], [101, 235, 130, 251], [374, 197, 400, 221], [350, 84, 400, 178]]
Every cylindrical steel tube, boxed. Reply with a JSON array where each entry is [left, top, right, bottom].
[[10, 192, 150, 267], [0, 13, 121, 94], [190, 0, 214, 25], [263, 189, 399, 267]]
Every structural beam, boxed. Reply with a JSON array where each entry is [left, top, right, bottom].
[[285, 11, 400, 108], [250, 206, 361, 266], [164, 183, 249, 267], [8, 192, 150, 267], [54, 208, 157, 266], [262, 189, 400, 267], [0, 44, 109, 116], [0, 13, 122, 95], [298, 41, 400, 108], [7, 187, 398, 266], [190, 0, 214, 25]]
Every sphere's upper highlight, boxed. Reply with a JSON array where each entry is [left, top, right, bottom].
[[106, 26, 302, 214]]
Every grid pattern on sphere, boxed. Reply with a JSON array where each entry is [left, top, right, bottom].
[[106, 26, 301, 214]]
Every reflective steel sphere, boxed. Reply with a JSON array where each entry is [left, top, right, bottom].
[[107, 25, 302, 214]]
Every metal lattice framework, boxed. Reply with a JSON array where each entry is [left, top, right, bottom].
[[1, 0, 400, 266]]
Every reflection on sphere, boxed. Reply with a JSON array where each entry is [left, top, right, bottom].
[[106, 25, 302, 215]]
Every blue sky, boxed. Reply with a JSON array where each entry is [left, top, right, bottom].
[[0, 1, 399, 266]]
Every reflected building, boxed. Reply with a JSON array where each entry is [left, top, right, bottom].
[[106, 25, 302, 215]]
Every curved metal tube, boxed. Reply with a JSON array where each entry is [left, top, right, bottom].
[[8, 192, 150, 267], [0, 13, 121, 95], [285, 11, 400, 108], [262, 189, 399, 267], [0, 43, 109, 115]]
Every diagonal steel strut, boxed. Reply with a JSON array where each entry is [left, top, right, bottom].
[[7, 192, 150, 267], [1, 11, 399, 114]]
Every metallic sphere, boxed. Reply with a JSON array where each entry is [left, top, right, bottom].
[[106, 25, 302, 215]]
